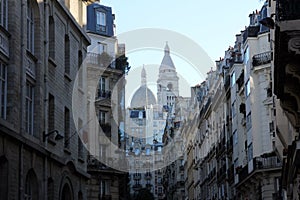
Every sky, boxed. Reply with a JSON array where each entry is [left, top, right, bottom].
[[100, 0, 265, 106]]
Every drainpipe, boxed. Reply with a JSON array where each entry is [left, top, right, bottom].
[[19, 0, 26, 199], [43, 0, 50, 199]]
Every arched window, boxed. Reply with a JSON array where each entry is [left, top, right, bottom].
[[61, 183, 73, 200], [167, 83, 173, 91], [24, 169, 38, 200], [27, 0, 34, 53]]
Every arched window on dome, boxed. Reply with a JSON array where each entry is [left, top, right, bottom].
[[167, 83, 173, 91]]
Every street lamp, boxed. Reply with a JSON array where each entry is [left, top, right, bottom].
[[43, 130, 64, 142]]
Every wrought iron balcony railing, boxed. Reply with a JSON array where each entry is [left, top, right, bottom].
[[133, 173, 141, 180], [276, 0, 300, 21], [97, 90, 111, 99], [243, 26, 260, 43], [252, 51, 272, 67], [145, 173, 152, 180]]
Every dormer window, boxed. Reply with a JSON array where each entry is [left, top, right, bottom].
[[96, 11, 106, 32]]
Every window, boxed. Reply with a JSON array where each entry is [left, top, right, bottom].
[[49, 17, 55, 59], [48, 94, 55, 136], [64, 35, 70, 75], [25, 82, 34, 135], [78, 118, 83, 158], [247, 143, 253, 162], [231, 101, 236, 118], [78, 51, 83, 88], [27, 0, 34, 53], [245, 79, 251, 97], [64, 107, 70, 148], [96, 11, 106, 32], [98, 43, 107, 54], [0, 0, 7, 29], [99, 110, 106, 125], [244, 47, 249, 64], [24, 170, 38, 200], [231, 71, 236, 87], [246, 113, 252, 131], [0, 62, 6, 119], [98, 77, 107, 98], [233, 130, 238, 145]]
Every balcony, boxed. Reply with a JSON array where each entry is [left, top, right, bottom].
[[132, 184, 142, 190], [133, 173, 141, 180], [86, 52, 114, 68], [243, 26, 260, 44], [237, 156, 282, 184], [254, 156, 282, 170], [176, 181, 185, 188], [0, 28, 9, 57], [87, 155, 110, 170], [276, 0, 300, 21], [237, 164, 248, 182], [179, 165, 184, 171], [252, 51, 272, 67], [100, 123, 111, 138], [146, 183, 152, 189], [97, 90, 111, 99], [99, 195, 112, 200], [145, 173, 152, 180]]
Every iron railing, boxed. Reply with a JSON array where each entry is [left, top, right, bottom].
[[276, 0, 300, 21], [252, 51, 272, 67]]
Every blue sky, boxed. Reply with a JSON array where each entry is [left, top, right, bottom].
[[100, 0, 264, 104]]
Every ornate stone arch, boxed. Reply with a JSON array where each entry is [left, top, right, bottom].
[[24, 168, 39, 200], [59, 171, 74, 200]]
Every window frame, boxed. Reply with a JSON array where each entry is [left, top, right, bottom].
[[96, 10, 106, 32], [27, 0, 34, 53], [64, 107, 70, 148], [99, 110, 106, 125], [231, 71, 236, 87], [0, 62, 7, 119], [0, 0, 8, 29], [25, 81, 34, 135]]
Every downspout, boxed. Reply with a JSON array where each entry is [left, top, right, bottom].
[[43, 0, 50, 199], [19, 0, 26, 199]]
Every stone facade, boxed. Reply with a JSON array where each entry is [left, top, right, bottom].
[[0, 0, 95, 199], [181, 2, 284, 200]]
